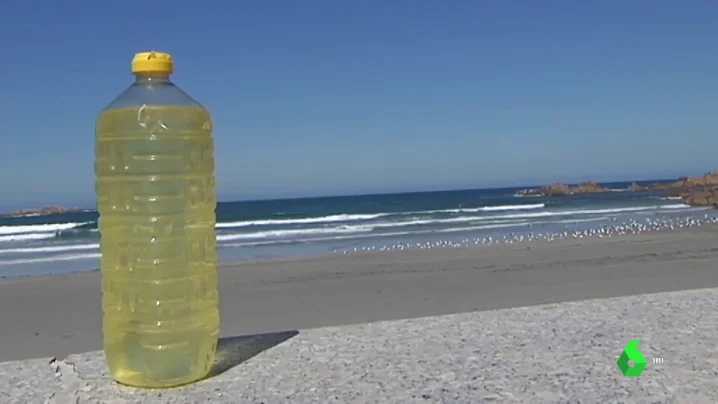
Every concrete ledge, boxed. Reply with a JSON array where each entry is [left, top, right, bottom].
[[4, 288, 718, 403]]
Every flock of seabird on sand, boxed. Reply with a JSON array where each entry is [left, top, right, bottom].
[[334, 214, 718, 254]]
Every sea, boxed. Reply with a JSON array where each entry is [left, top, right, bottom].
[[0, 180, 713, 279]]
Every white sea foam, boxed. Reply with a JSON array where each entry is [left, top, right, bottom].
[[222, 230, 421, 247], [218, 217, 527, 241], [215, 204, 547, 229], [0, 233, 57, 242], [214, 202, 691, 230], [442, 203, 546, 213], [214, 204, 694, 241], [215, 213, 390, 228], [217, 226, 374, 241], [0, 222, 90, 235], [660, 203, 692, 209], [0, 201, 700, 265], [386, 204, 692, 227], [220, 222, 532, 247]]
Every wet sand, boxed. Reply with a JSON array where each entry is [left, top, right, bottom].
[[1, 223, 717, 362]]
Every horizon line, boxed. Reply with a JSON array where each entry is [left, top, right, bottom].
[[227, 176, 682, 205], [5, 173, 706, 212]]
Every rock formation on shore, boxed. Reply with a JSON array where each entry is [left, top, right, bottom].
[[516, 172, 718, 207], [682, 188, 718, 207], [516, 181, 609, 197]]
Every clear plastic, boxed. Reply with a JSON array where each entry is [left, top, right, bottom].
[[95, 72, 220, 388]]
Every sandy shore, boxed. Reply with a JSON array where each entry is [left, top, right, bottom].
[[2, 223, 718, 362]]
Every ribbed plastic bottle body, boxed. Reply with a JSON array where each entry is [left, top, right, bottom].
[[95, 76, 220, 388]]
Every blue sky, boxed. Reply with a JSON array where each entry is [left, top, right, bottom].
[[1, 1, 717, 210]]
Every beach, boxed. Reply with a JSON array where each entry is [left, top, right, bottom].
[[2, 221, 718, 363], [0, 183, 706, 278]]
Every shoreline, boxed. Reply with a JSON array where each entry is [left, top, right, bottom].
[[2, 222, 718, 362], [0, 190, 712, 280], [2, 211, 716, 282]]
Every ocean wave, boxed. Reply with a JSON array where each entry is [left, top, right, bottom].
[[0, 222, 90, 235], [215, 203, 546, 229], [0, 233, 57, 242], [220, 222, 533, 247], [660, 203, 692, 209], [0, 203, 694, 245], [384, 204, 690, 226], [215, 213, 390, 228], [0, 203, 549, 236], [441, 203, 545, 213], [221, 219, 596, 248], [13, 213, 43, 218], [222, 230, 420, 247], [0, 201, 702, 263], [214, 204, 693, 241], [217, 226, 374, 241]]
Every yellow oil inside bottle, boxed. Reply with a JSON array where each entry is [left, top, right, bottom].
[[95, 105, 220, 388]]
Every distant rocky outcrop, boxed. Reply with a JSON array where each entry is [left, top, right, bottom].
[[516, 172, 718, 208], [6, 206, 84, 217], [516, 181, 609, 197], [626, 182, 648, 192]]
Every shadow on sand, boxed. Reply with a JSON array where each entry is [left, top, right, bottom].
[[207, 330, 299, 379]]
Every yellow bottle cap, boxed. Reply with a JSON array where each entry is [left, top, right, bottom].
[[131, 51, 173, 74]]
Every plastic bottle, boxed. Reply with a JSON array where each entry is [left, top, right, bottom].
[[94, 51, 220, 388]]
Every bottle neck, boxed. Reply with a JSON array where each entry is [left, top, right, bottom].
[[134, 72, 171, 84]]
